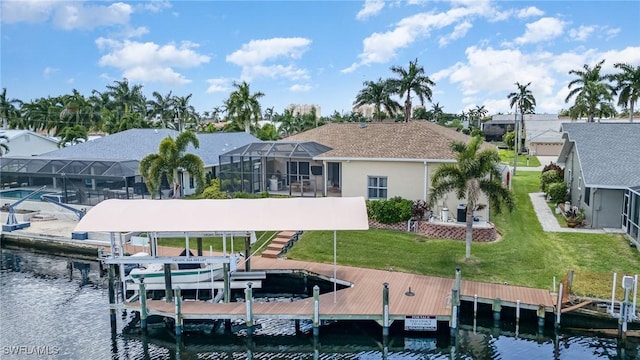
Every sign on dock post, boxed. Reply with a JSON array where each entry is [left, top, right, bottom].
[[404, 315, 437, 331]]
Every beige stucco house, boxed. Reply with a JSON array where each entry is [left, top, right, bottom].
[[281, 121, 494, 222]]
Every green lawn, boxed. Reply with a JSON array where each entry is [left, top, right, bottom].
[[287, 172, 640, 299], [498, 149, 541, 167]]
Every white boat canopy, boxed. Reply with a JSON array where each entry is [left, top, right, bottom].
[[74, 197, 369, 233]]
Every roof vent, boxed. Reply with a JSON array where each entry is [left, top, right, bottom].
[[359, 122, 367, 128]]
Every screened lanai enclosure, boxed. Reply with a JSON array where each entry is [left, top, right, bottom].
[[218, 141, 334, 197], [0, 157, 152, 206]]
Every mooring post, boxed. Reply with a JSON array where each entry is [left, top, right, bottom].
[[197, 237, 203, 256], [294, 319, 301, 335], [537, 304, 546, 332], [313, 285, 320, 337], [108, 264, 117, 328], [382, 282, 390, 337], [455, 267, 461, 293], [492, 298, 501, 322], [473, 294, 478, 318], [139, 282, 148, 332], [568, 269, 574, 293], [245, 282, 254, 335], [164, 264, 173, 303], [515, 300, 521, 336], [223, 262, 230, 303], [556, 283, 563, 329], [175, 287, 183, 336], [244, 235, 251, 272], [450, 288, 459, 338]]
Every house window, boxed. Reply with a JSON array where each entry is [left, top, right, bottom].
[[367, 176, 387, 199], [189, 175, 195, 189], [584, 187, 590, 206], [578, 176, 582, 190]]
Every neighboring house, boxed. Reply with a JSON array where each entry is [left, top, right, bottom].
[[558, 123, 640, 230], [220, 121, 495, 222], [0, 129, 59, 156], [527, 128, 563, 157], [0, 129, 258, 203]]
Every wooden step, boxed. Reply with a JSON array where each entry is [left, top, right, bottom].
[[261, 249, 281, 258], [271, 238, 291, 245], [278, 231, 297, 238]]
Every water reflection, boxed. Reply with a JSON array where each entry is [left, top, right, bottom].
[[0, 248, 638, 360]]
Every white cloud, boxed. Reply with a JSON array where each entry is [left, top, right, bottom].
[[356, 0, 385, 20], [439, 21, 472, 47], [569, 25, 595, 42], [343, 1, 499, 72], [290, 84, 312, 92], [43, 66, 59, 78], [227, 38, 311, 66], [605, 27, 621, 39], [1, 0, 59, 24], [206, 78, 232, 93], [517, 6, 544, 18], [514, 17, 565, 45], [53, 2, 132, 30], [137, 0, 171, 13], [119, 26, 150, 39], [227, 38, 311, 82], [96, 38, 210, 85]]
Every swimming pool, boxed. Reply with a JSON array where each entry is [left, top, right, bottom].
[[0, 189, 55, 201]]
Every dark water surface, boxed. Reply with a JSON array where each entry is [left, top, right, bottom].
[[1, 248, 638, 359]]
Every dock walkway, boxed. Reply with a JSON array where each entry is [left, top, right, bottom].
[[124, 257, 557, 326]]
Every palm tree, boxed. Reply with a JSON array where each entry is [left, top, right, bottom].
[[428, 135, 515, 261], [139, 131, 205, 199], [146, 91, 174, 128], [565, 60, 615, 122], [388, 58, 436, 122], [474, 105, 488, 127], [105, 78, 146, 119], [431, 102, 444, 123], [507, 82, 536, 160], [0, 88, 22, 129], [225, 81, 264, 133], [613, 63, 640, 122], [57, 124, 88, 148], [173, 94, 198, 132], [353, 78, 400, 121], [0, 134, 9, 156]]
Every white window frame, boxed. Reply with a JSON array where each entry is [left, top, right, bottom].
[[367, 176, 388, 200]]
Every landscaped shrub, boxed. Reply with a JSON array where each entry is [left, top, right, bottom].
[[201, 179, 230, 199], [540, 170, 562, 192], [547, 182, 568, 203], [541, 162, 564, 179], [411, 199, 430, 220], [367, 197, 413, 224], [232, 191, 269, 199]]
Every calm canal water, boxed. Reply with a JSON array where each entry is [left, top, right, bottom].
[[0, 248, 638, 360]]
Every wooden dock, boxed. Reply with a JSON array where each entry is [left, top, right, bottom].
[[122, 257, 557, 329]]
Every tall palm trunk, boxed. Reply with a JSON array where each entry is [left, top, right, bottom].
[[465, 205, 474, 260], [630, 101, 635, 122]]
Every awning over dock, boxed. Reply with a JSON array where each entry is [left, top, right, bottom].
[[74, 197, 369, 233]]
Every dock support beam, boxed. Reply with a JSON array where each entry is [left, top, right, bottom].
[[139, 282, 148, 332], [492, 298, 501, 322], [108, 264, 117, 328], [450, 288, 459, 338], [382, 282, 390, 337], [244, 235, 251, 272], [164, 264, 173, 303], [556, 283, 563, 330], [223, 263, 230, 303], [537, 304, 545, 332], [175, 288, 183, 336], [245, 282, 254, 335], [313, 285, 320, 337], [515, 300, 521, 336]]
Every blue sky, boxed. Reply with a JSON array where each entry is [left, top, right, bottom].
[[1, 0, 639, 118]]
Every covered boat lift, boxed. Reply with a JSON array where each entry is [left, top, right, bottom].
[[74, 196, 369, 325]]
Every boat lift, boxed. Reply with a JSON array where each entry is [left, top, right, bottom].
[[2, 185, 47, 232], [40, 196, 89, 240]]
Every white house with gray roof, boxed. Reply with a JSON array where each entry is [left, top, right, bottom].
[[0, 129, 59, 156], [558, 123, 640, 229], [0, 129, 259, 203]]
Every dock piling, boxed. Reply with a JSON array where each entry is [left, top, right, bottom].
[[537, 304, 545, 332], [515, 300, 520, 336], [139, 282, 147, 332], [313, 285, 320, 337], [175, 287, 183, 336], [382, 282, 389, 337], [164, 264, 173, 303], [492, 298, 501, 322], [223, 263, 230, 303], [556, 283, 563, 329], [245, 282, 254, 335], [450, 288, 459, 338], [108, 264, 116, 327]]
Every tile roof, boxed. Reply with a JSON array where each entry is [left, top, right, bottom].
[[38, 129, 259, 166], [561, 122, 640, 188], [283, 121, 492, 160]]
